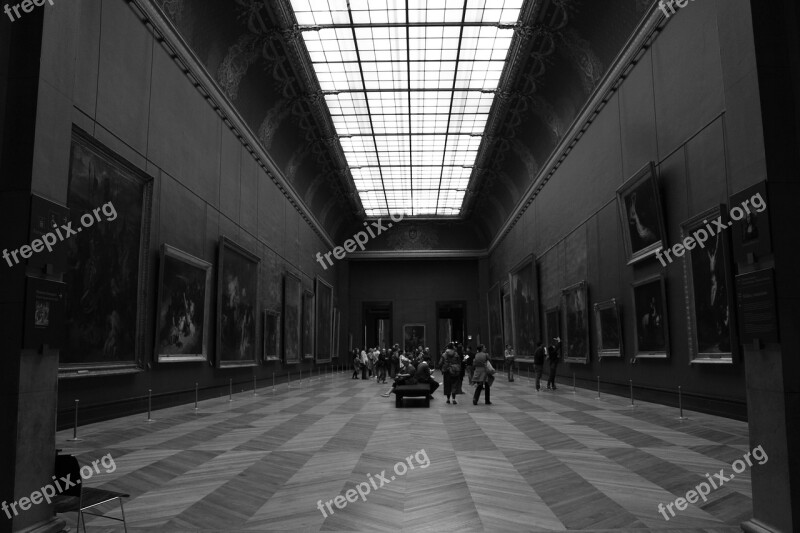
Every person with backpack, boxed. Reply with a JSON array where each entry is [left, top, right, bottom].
[[439, 342, 462, 404], [376, 349, 388, 384], [471, 344, 493, 405]]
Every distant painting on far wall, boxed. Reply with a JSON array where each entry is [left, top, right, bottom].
[[487, 282, 503, 359], [263, 310, 280, 361], [508, 255, 540, 356], [617, 162, 667, 264], [217, 237, 259, 368], [315, 277, 333, 363], [682, 206, 736, 363], [561, 281, 589, 363], [155, 245, 211, 363], [302, 290, 314, 359], [403, 324, 425, 352], [594, 299, 622, 358], [61, 128, 153, 375], [283, 272, 302, 364], [632, 275, 669, 358]]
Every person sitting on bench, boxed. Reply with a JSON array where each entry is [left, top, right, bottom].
[[381, 356, 416, 397], [415, 354, 439, 399]]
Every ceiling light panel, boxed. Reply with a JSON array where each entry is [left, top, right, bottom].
[[290, 0, 523, 216]]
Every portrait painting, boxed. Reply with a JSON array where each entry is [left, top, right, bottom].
[[594, 299, 622, 358], [217, 237, 259, 368], [155, 245, 211, 363], [61, 128, 153, 375], [315, 276, 333, 363], [617, 162, 667, 264], [681, 206, 736, 363], [283, 272, 302, 364], [508, 255, 540, 356], [487, 282, 503, 359], [403, 324, 425, 352], [632, 275, 669, 358], [302, 289, 314, 359], [263, 310, 280, 361], [561, 281, 589, 363]]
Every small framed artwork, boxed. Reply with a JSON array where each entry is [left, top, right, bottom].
[[561, 281, 589, 363], [263, 310, 281, 362], [403, 324, 425, 352], [617, 162, 667, 265], [217, 237, 259, 368], [545, 307, 560, 346], [729, 182, 771, 263], [594, 299, 622, 358], [283, 272, 302, 364], [315, 276, 333, 363], [632, 275, 669, 358], [681, 206, 736, 363], [508, 254, 540, 356], [155, 244, 211, 363], [302, 289, 314, 359]]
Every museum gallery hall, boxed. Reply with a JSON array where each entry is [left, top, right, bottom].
[[1, 0, 798, 532]]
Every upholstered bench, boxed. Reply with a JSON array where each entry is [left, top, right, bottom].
[[394, 384, 431, 407]]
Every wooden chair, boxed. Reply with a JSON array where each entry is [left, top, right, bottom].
[[53, 454, 129, 532]]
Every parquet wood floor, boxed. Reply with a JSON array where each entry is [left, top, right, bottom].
[[54, 372, 752, 532]]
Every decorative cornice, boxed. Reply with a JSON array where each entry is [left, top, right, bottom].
[[128, 0, 336, 248], [348, 249, 489, 260], [487, 2, 669, 253]]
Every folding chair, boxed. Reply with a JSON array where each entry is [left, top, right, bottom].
[[53, 454, 129, 532]]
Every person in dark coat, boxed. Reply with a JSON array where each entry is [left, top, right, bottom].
[[532, 341, 545, 391], [415, 354, 439, 399], [381, 356, 416, 397], [439, 343, 462, 404], [352, 348, 361, 379], [546, 337, 562, 390], [471, 344, 492, 405]]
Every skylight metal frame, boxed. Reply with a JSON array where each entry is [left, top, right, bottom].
[[288, 0, 525, 218]]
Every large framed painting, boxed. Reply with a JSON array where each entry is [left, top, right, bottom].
[[562, 281, 589, 363], [594, 299, 622, 358], [501, 288, 512, 349], [617, 162, 667, 265], [263, 310, 280, 362], [403, 324, 425, 352], [217, 237, 259, 368], [155, 245, 211, 363], [632, 275, 670, 358], [302, 289, 314, 359], [487, 282, 503, 359], [315, 276, 333, 363], [61, 128, 153, 377], [681, 206, 736, 363], [508, 255, 540, 356], [545, 306, 560, 346], [283, 272, 302, 364]]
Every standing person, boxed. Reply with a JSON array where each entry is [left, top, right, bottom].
[[377, 349, 388, 384], [546, 337, 562, 390], [504, 344, 515, 382], [471, 344, 493, 405], [360, 348, 369, 380], [390, 344, 400, 378], [460, 345, 473, 393], [352, 348, 361, 379], [440, 343, 461, 404], [415, 354, 439, 399], [532, 342, 545, 391]]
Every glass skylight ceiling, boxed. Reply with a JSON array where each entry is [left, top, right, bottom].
[[289, 0, 524, 217]]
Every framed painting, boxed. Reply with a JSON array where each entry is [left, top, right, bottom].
[[508, 254, 540, 356], [594, 299, 622, 358], [617, 162, 667, 265], [545, 306, 560, 346], [681, 206, 736, 363], [61, 127, 153, 377], [561, 281, 589, 364], [487, 282, 503, 359], [501, 288, 512, 349], [217, 237, 259, 368], [302, 289, 314, 359], [632, 275, 670, 358], [263, 310, 281, 361], [315, 276, 334, 363], [283, 272, 302, 364], [403, 324, 425, 352], [155, 245, 211, 363], [729, 182, 771, 263]]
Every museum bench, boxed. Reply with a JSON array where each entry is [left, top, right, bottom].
[[395, 384, 431, 408]]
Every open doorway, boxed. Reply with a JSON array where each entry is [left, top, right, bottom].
[[362, 302, 392, 351], [436, 301, 466, 368]]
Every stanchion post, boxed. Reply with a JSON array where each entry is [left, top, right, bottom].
[[272, 373, 275, 394], [67, 399, 82, 441], [228, 379, 233, 402], [194, 383, 199, 411], [595, 376, 601, 400], [288, 371, 291, 390], [572, 373, 576, 395], [629, 379, 635, 408], [146, 389, 155, 422], [678, 385, 688, 420]]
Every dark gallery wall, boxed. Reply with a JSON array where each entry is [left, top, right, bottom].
[[348, 260, 481, 356], [487, 0, 764, 419], [20, 0, 345, 427]]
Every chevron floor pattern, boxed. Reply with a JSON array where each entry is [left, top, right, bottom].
[[55, 371, 752, 532]]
